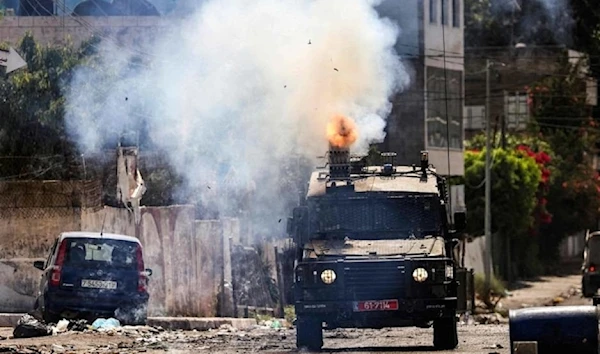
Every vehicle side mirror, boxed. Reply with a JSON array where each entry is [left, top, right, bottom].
[[33, 261, 44, 270], [145, 268, 153, 277], [453, 211, 466, 232]]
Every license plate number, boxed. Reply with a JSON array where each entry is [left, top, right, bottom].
[[81, 279, 117, 289], [353, 299, 399, 312]]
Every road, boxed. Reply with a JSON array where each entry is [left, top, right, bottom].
[[0, 267, 588, 353], [0, 323, 510, 353]]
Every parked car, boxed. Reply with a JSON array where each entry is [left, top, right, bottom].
[[33, 231, 152, 325], [582, 230, 600, 297]]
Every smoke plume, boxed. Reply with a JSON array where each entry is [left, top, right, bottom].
[[65, 0, 409, 233]]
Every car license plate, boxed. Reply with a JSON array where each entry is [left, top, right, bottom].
[[81, 279, 117, 289], [353, 299, 399, 312]]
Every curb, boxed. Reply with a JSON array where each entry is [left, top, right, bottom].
[[147, 317, 257, 331], [0, 313, 23, 327], [148, 317, 257, 331], [0, 314, 258, 331]]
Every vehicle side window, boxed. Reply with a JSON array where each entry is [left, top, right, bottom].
[[45, 238, 58, 268]]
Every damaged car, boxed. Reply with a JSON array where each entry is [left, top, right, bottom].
[[33, 231, 152, 325]]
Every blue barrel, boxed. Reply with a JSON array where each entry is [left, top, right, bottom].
[[509, 306, 599, 354]]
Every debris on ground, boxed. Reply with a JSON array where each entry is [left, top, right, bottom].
[[12, 314, 52, 339], [52, 319, 70, 335], [91, 318, 121, 331], [68, 319, 89, 332], [474, 313, 505, 325]]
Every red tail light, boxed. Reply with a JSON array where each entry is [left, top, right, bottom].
[[590, 265, 597, 272], [50, 240, 68, 287], [136, 244, 147, 293]]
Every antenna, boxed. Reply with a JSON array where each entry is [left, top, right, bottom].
[[100, 210, 107, 237]]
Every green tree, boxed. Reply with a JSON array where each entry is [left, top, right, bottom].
[[0, 33, 99, 180], [461, 146, 542, 279], [527, 60, 600, 266]]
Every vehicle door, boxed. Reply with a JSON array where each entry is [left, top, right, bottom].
[[38, 237, 58, 307]]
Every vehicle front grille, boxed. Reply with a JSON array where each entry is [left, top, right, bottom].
[[344, 261, 405, 301]]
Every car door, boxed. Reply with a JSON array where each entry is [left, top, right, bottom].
[[37, 238, 58, 308]]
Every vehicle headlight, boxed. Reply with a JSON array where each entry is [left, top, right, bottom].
[[320, 269, 337, 284], [445, 265, 454, 279], [412, 267, 428, 282]]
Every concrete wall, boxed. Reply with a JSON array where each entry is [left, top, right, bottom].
[[0, 197, 234, 316], [0, 16, 172, 47], [463, 235, 486, 275], [559, 231, 585, 261], [81, 206, 232, 317]]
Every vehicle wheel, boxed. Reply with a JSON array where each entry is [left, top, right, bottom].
[[582, 281, 594, 298], [296, 316, 323, 351], [29, 299, 44, 322], [42, 309, 60, 325], [433, 316, 458, 350]]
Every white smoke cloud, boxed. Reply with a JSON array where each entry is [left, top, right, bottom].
[[65, 0, 409, 231]]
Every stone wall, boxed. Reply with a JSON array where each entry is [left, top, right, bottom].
[[0, 16, 172, 47]]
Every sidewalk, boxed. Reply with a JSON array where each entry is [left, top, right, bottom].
[[498, 272, 582, 310]]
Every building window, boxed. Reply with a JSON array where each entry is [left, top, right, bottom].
[[426, 67, 463, 149], [441, 0, 448, 25], [452, 0, 460, 28], [430, 0, 437, 24], [464, 105, 485, 130], [504, 92, 529, 130]]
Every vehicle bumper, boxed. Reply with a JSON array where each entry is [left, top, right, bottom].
[[295, 297, 457, 328], [46, 290, 149, 315]]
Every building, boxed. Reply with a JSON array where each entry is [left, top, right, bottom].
[[377, 0, 465, 177], [464, 46, 598, 140]]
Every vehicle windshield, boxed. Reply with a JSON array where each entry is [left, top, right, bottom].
[[310, 195, 442, 239], [64, 238, 138, 269]]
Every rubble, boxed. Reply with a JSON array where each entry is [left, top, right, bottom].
[[91, 318, 121, 331], [12, 315, 51, 339], [473, 313, 506, 325]]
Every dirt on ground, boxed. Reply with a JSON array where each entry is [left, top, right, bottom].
[[0, 322, 510, 354], [0, 263, 589, 354]]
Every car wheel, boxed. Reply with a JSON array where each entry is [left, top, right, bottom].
[[296, 316, 323, 351], [582, 280, 594, 298], [42, 309, 60, 325], [433, 316, 458, 350]]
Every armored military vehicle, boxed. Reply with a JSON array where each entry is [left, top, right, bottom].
[[287, 149, 467, 350]]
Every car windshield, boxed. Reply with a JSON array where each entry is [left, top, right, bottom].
[[310, 195, 442, 239], [64, 238, 138, 269]]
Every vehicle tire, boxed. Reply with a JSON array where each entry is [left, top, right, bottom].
[[433, 316, 458, 350], [42, 308, 60, 325], [582, 280, 594, 298], [296, 316, 323, 351]]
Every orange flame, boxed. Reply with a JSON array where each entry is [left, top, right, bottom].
[[326, 115, 358, 148]]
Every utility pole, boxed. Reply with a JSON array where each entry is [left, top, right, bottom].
[[484, 59, 492, 296]]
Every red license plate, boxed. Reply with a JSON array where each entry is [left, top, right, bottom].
[[353, 299, 399, 312]]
